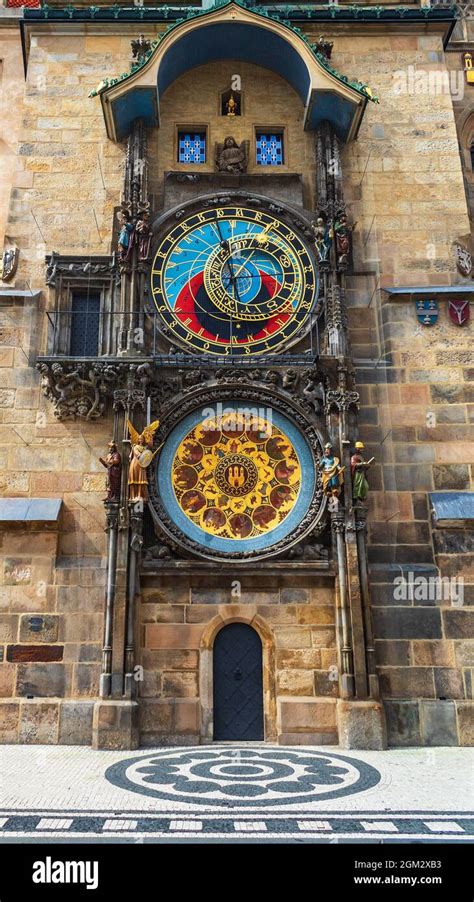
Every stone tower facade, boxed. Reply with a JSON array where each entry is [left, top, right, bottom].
[[0, 0, 472, 749]]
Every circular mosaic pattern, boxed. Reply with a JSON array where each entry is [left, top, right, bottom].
[[157, 404, 315, 553], [105, 747, 381, 808]]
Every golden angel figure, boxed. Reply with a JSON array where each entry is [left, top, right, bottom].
[[127, 418, 160, 502]]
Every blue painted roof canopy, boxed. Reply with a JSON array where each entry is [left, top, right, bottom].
[[93, 2, 373, 142]]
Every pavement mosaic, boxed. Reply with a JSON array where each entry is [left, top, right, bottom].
[[0, 744, 473, 842]]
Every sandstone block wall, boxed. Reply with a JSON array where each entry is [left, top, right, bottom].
[[138, 574, 338, 746]]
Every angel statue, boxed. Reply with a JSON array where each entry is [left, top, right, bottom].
[[215, 136, 248, 173], [127, 418, 160, 502]]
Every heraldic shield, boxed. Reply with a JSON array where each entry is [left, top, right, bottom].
[[448, 299, 470, 326], [415, 299, 439, 326]]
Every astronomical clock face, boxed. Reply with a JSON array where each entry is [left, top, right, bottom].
[[151, 204, 318, 356], [155, 403, 318, 558]]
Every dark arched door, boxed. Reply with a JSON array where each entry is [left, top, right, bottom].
[[213, 623, 264, 741]]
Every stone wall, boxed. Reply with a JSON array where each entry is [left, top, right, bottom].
[[138, 573, 338, 747], [151, 60, 316, 210]]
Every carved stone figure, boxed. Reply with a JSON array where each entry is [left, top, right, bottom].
[[99, 441, 122, 502], [282, 369, 299, 391], [215, 137, 248, 173], [351, 440, 374, 502], [319, 442, 344, 497], [136, 210, 152, 262], [117, 210, 134, 261], [127, 418, 160, 502], [131, 34, 152, 65], [312, 216, 331, 263], [313, 35, 333, 59], [334, 211, 351, 265], [302, 374, 325, 414]]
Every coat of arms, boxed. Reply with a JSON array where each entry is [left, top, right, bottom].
[[0, 246, 19, 283], [448, 298, 470, 326], [454, 243, 472, 278], [415, 299, 439, 326]]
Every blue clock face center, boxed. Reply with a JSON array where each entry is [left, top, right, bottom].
[[221, 256, 265, 304]]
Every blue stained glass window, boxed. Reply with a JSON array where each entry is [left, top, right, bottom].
[[256, 132, 284, 166], [178, 132, 206, 164]]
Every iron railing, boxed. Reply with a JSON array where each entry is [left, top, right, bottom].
[[42, 308, 323, 362]]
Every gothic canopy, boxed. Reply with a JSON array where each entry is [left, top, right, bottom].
[[91, 1, 374, 143]]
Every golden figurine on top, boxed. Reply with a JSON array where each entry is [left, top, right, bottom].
[[226, 93, 238, 116]]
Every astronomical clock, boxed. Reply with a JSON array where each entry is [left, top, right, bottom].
[[150, 202, 318, 356], [147, 195, 327, 563]]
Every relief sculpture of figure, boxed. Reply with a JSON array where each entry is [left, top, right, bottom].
[[127, 418, 161, 502], [319, 442, 344, 497], [334, 210, 351, 266], [117, 210, 134, 262], [215, 136, 248, 173], [351, 441, 374, 502], [312, 216, 331, 264], [99, 441, 122, 502], [136, 210, 152, 262]]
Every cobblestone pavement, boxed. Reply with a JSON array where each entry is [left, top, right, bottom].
[[0, 745, 473, 842]]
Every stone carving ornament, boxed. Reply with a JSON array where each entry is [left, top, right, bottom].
[[215, 137, 249, 173]]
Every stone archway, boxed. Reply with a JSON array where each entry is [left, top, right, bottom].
[[200, 609, 277, 743]]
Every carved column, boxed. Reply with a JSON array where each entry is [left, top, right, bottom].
[[118, 117, 150, 356], [314, 120, 350, 360], [124, 503, 144, 698], [112, 381, 147, 695], [355, 505, 379, 699], [331, 511, 354, 698], [100, 502, 119, 697]]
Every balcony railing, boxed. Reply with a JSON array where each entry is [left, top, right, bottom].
[[41, 309, 322, 363]]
